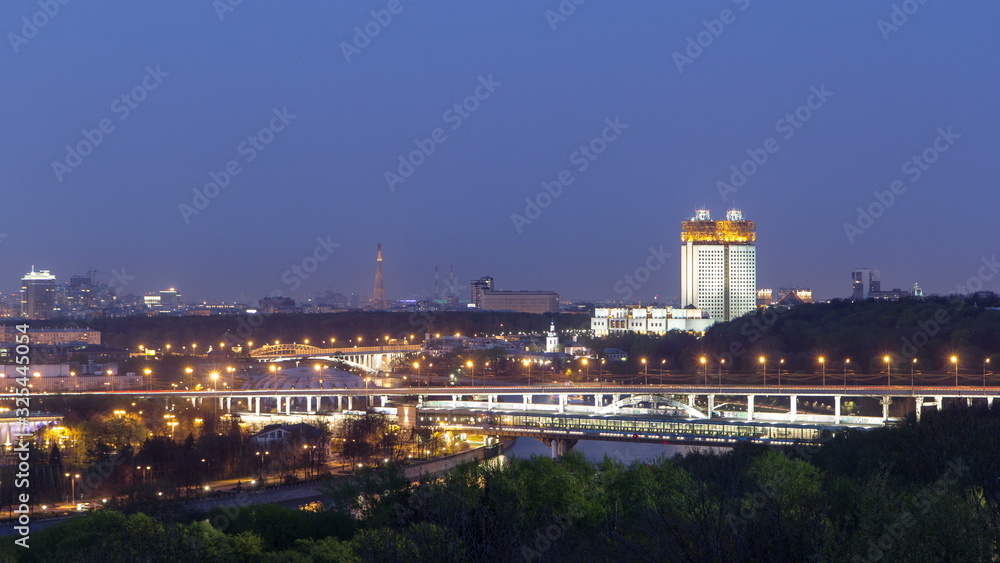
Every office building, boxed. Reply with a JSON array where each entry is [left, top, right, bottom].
[[852, 268, 881, 300], [21, 267, 57, 319], [470, 276, 494, 307], [479, 291, 559, 314], [591, 306, 714, 336], [680, 209, 756, 322]]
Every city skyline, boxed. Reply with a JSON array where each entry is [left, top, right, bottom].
[[4, 3, 998, 303]]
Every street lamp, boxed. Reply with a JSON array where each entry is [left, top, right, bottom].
[[778, 359, 784, 385], [883, 356, 891, 386], [523, 359, 531, 386], [818, 357, 826, 386], [413, 362, 421, 387], [65, 473, 80, 503], [210, 372, 219, 391], [911, 358, 917, 388], [719, 358, 725, 386], [466, 361, 474, 387], [759, 356, 766, 385], [984, 358, 990, 388], [641, 358, 647, 385], [143, 368, 152, 392], [581, 358, 589, 380], [951, 356, 958, 386], [844, 358, 850, 386], [269, 364, 277, 390]]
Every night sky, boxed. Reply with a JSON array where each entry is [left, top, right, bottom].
[[3, 2, 997, 303]]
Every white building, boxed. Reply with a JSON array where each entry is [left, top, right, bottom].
[[590, 306, 714, 336], [680, 209, 756, 322]]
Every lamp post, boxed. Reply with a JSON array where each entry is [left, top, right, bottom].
[[269, 364, 277, 390], [641, 358, 647, 385], [185, 367, 193, 388], [911, 358, 917, 388], [466, 361, 474, 387], [883, 356, 891, 386], [844, 358, 850, 386], [951, 356, 958, 386], [984, 358, 990, 388], [778, 359, 784, 385], [413, 362, 421, 387], [582, 358, 589, 380], [759, 356, 766, 385], [719, 359, 725, 386], [523, 359, 531, 386], [818, 357, 825, 386], [143, 368, 152, 392], [699, 356, 707, 384], [65, 473, 80, 503]]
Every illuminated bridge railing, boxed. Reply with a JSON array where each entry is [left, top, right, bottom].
[[418, 410, 839, 447]]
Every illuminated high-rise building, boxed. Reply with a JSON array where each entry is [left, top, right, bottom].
[[372, 243, 386, 309], [680, 209, 756, 322], [21, 267, 57, 319]]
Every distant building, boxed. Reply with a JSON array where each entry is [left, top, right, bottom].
[[252, 422, 326, 446], [159, 288, 182, 311], [759, 287, 813, 308], [545, 322, 559, 353], [591, 306, 714, 336], [259, 296, 297, 314], [372, 243, 387, 309], [479, 291, 559, 314], [852, 268, 881, 300], [870, 288, 909, 301], [680, 209, 756, 322], [0, 327, 100, 346], [470, 276, 494, 308], [21, 267, 57, 319]]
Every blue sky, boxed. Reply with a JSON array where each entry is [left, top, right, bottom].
[[2, 1, 997, 303]]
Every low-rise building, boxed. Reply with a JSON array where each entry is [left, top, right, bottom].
[[591, 306, 714, 336]]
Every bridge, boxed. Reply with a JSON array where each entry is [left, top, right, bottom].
[[250, 343, 421, 372], [16, 383, 1000, 423]]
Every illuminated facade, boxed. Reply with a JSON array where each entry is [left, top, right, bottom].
[[680, 209, 756, 322], [590, 306, 714, 336], [21, 267, 57, 320]]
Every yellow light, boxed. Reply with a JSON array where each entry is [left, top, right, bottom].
[[883, 356, 890, 363], [951, 356, 958, 363], [818, 357, 825, 364], [758, 357, 765, 364], [699, 357, 706, 364]]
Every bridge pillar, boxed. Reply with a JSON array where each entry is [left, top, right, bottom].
[[255, 397, 260, 415], [594, 394, 602, 413], [558, 394, 566, 414], [347, 396, 353, 410], [219, 397, 224, 410], [523, 394, 531, 411], [747, 395, 754, 421], [226, 397, 232, 412], [381, 396, 388, 407], [935, 396, 943, 411], [834, 396, 841, 424], [789, 395, 797, 422], [306, 396, 313, 414], [286, 397, 292, 415], [687, 394, 696, 408], [915, 397, 922, 422], [452, 395, 459, 408], [881, 397, 891, 421], [967, 398, 973, 408]]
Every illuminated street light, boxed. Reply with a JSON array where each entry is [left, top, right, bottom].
[[883, 355, 891, 386], [818, 357, 826, 386], [641, 358, 647, 385], [759, 356, 766, 385], [951, 356, 959, 386]]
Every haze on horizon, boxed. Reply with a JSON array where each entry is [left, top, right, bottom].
[[2, 2, 997, 303]]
